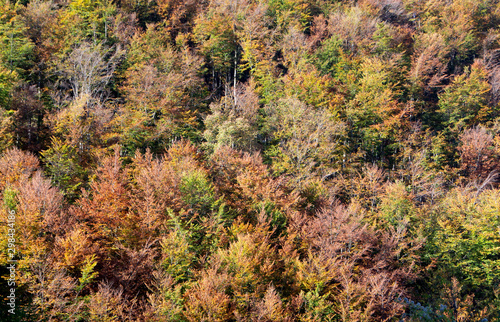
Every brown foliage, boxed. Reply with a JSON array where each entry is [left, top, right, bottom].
[[27, 256, 84, 321], [22, 0, 59, 63], [184, 264, 232, 322], [410, 32, 448, 92], [17, 170, 65, 239], [157, 0, 200, 36], [458, 126, 500, 181], [0, 147, 39, 191], [54, 226, 96, 271], [75, 149, 130, 241], [299, 200, 419, 320], [209, 146, 300, 222], [129, 149, 174, 235], [251, 285, 292, 322], [328, 6, 380, 53]]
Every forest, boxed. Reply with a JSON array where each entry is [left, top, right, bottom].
[[0, 0, 499, 321]]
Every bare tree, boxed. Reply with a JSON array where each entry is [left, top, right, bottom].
[[56, 42, 124, 106]]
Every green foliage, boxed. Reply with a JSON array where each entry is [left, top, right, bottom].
[[0, 3, 34, 75], [61, 0, 117, 45], [345, 56, 405, 165], [254, 201, 287, 236], [0, 64, 16, 107], [194, 12, 238, 75], [300, 288, 337, 321], [40, 137, 87, 201], [148, 271, 186, 321], [203, 84, 260, 152], [378, 181, 416, 229], [120, 25, 205, 153], [420, 0, 480, 70], [179, 169, 215, 215], [423, 188, 500, 313], [347, 57, 400, 127], [217, 228, 278, 302], [204, 111, 258, 151], [438, 62, 493, 132], [161, 228, 196, 283], [373, 22, 394, 56], [2, 185, 17, 210], [2, 0, 500, 320], [267, 0, 313, 32], [77, 254, 99, 292], [313, 36, 344, 77], [126, 24, 171, 68], [263, 98, 345, 185]]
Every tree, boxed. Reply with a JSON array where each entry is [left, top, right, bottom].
[[458, 126, 499, 180], [74, 149, 130, 245], [11, 84, 49, 153], [409, 32, 448, 97], [438, 61, 493, 132], [119, 25, 204, 154], [203, 83, 260, 152], [59, 0, 117, 46], [345, 56, 408, 166], [183, 265, 233, 321], [207, 145, 301, 228], [263, 98, 345, 186], [422, 186, 500, 317], [0, 67, 17, 153], [156, 0, 199, 38], [55, 42, 124, 105], [0, 148, 74, 320], [193, 4, 239, 92], [21, 0, 56, 47], [418, 0, 481, 73], [326, 5, 379, 55], [40, 137, 88, 201], [297, 200, 419, 321], [0, 2, 34, 75], [0, 147, 39, 191], [21, 0, 59, 74]]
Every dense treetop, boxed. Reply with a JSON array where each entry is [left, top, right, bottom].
[[0, 0, 499, 321]]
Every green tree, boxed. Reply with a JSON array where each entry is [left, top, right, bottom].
[[203, 83, 260, 152], [438, 61, 493, 132], [423, 187, 500, 315], [263, 98, 345, 186], [344, 56, 407, 166], [60, 0, 117, 46], [0, 2, 34, 75], [40, 137, 88, 201]]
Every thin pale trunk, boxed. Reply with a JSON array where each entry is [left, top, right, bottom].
[[234, 49, 237, 106]]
